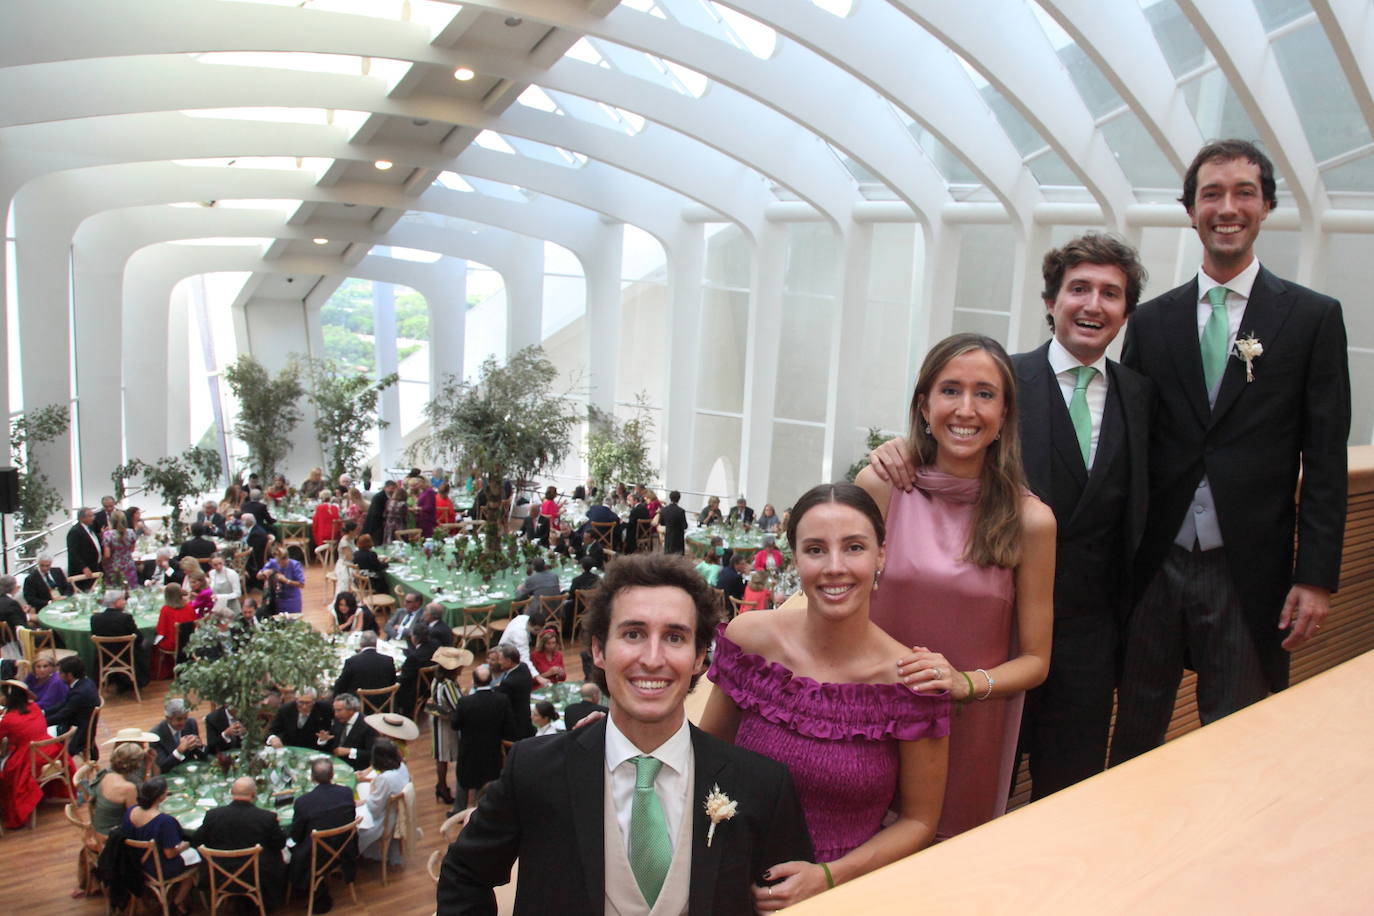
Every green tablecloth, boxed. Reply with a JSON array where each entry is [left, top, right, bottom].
[[379, 542, 577, 628], [686, 526, 789, 562], [531, 680, 584, 718], [37, 586, 162, 673], [162, 746, 358, 832]]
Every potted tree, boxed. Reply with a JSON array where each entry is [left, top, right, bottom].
[[112, 446, 221, 541]]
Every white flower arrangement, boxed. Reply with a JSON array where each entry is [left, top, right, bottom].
[[703, 783, 737, 847], [1233, 334, 1264, 382]]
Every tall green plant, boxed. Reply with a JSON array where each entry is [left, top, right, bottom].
[[9, 404, 70, 534], [586, 393, 658, 493], [112, 446, 221, 539], [408, 346, 580, 553], [222, 355, 304, 482], [299, 356, 398, 482], [175, 616, 336, 768]]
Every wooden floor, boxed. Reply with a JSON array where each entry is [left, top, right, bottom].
[[0, 561, 576, 915]]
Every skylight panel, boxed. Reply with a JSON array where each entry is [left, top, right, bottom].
[[810, 0, 852, 15], [517, 85, 561, 114], [566, 38, 610, 68], [706, 2, 777, 58], [386, 246, 443, 263], [433, 171, 474, 192], [652, 57, 708, 98], [171, 157, 333, 179], [597, 103, 646, 136], [472, 131, 518, 154]]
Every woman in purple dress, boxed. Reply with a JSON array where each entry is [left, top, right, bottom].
[[101, 509, 139, 589], [701, 483, 950, 910], [257, 546, 306, 614], [858, 333, 1055, 839]]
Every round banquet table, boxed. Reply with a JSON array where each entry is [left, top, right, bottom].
[[686, 525, 791, 563], [161, 746, 358, 832], [37, 586, 162, 673], [530, 680, 584, 718]]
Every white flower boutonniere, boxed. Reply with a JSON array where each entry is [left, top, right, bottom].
[[703, 784, 737, 847], [1233, 334, 1264, 382]]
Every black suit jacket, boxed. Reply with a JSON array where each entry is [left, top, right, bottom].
[[0, 594, 26, 634], [1123, 267, 1350, 690], [451, 687, 518, 791], [195, 511, 227, 538], [332, 648, 397, 697], [66, 524, 102, 578], [23, 567, 72, 611], [437, 719, 812, 915], [192, 799, 287, 896], [659, 503, 688, 554], [363, 492, 388, 540], [241, 499, 275, 529], [91, 607, 142, 647], [561, 700, 608, 731], [288, 782, 358, 885], [623, 505, 649, 553], [326, 715, 377, 769], [268, 700, 333, 749], [46, 676, 99, 752], [176, 537, 217, 564], [152, 717, 206, 771], [205, 707, 245, 756], [496, 664, 535, 739], [715, 565, 746, 603]]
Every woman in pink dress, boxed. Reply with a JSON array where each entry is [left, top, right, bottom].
[[101, 510, 139, 589], [858, 333, 1054, 840], [702, 483, 950, 909]]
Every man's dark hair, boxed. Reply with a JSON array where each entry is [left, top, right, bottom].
[[59, 656, 85, 679], [1179, 138, 1278, 211], [498, 645, 521, 665], [190, 522, 205, 538], [785, 483, 886, 551], [669, 491, 681, 503], [732, 553, 750, 569], [580, 556, 596, 572], [532, 557, 547, 573], [1041, 233, 1148, 328], [311, 758, 334, 784], [582, 553, 719, 693], [411, 621, 432, 645]]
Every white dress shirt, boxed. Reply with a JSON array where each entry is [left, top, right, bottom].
[[604, 713, 692, 862], [1047, 338, 1110, 468], [497, 613, 538, 676], [1195, 257, 1260, 362]]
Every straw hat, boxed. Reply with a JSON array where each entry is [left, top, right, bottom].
[[365, 713, 420, 741], [0, 678, 35, 697], [432, 647, 474, 671], [102, 727, 161, 745]]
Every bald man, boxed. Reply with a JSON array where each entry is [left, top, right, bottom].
[[192, 776, 287, 909]]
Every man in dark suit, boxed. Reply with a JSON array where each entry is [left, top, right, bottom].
[[623, 493, 648, 554], [90, 591, 149, 688], [194, 500, 227, 538], [449, 663, 518, 810], [396, 621, 440, 718], [289, 758, 359, 913], [659, 490, 688, 555], [562, 681, 609, 731], [491, 644, 534, 739], [332, 632, 397, 696], [715, 554, 750, 605], [91, 496, 117, 538], [438, 552, 812, 914], [1110, 140, 1350, 765], [726, 497, 755, 526], [0, 575, 31, 635], [192, 777, 288, 910], [421, 603, 453, 648], [320, 693, 377, 768], [45, 655, 100, 754], [267, 686, 333, 750], [175, 523, 218, 566], [151, 697, 206, 771], [242, 512, 271, 583], [241, 489, 275, 530], [584, 497, 622, 551], [23, 555, 73, 611], [362, 481, 396, 542], [383, 591, 423, 641], [205, 705, 247, 756], [65, 508, 103, 588]]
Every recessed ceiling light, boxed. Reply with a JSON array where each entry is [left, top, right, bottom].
[[453, 67, 475, 81], [504, 16, 522, 26], [374, 159, 394, 170], [313, 238, 329, 245]]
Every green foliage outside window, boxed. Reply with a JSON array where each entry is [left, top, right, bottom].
[[586, 393, 658, 494], [299, 356, 399, 483], [111, 446, 222, 540]]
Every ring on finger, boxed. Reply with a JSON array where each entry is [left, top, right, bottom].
[[768, 887, 774, 898]]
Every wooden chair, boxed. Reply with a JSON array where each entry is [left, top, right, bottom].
[[436, 522, 465, 536], [82, 699, 104, 763], [349, 566, 396, 618], [535, 593, 566, 634], [29, 727, 76, 827], [306, 817, 361, 916], [636, 518, 660, 553], [124, 836, 199, 916], [152, 624, 180, 679], [378, 782, 416, 886], [588, 520, 617, 553], [454, 604, 495, 654], [230, 549, 251, 579], [16, 625, 77, 664], [393, 528, 423, 544], [64, 801, 105, 898], [278, 521, 311, 565], [728, 596, 760, 618], [414, 664, 439, 723], [357, 683, 399, 716], [201, 844, 265, 916], [92, 633, 141, 703], [710, 588, 727, 618], [571, 589, 595, 639], [66, 571, 103, 592], [314, 539, 337, 570]]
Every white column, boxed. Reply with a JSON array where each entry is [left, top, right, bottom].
[[428, 260, 467, 389], [506, 237, 544, 356], [164, 283, 192, 457], [373, 277, 402, 472], [912, 222, 959, 382], [739, 223, 786, 504], [1009, 221, 1052, 355], [71, 223, 127, 503], [824, 221, 873, 481], [662, 223, 704, 488], [584, 221, 624, 418]]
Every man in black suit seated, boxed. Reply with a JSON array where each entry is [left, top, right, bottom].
[[490, 644, 535, 739], [623, 492, 648, 554], [45, 655, 100, 754], [289, 758, 359, 914], [584, 496, 623, 551], [715, 554, 750, 605], [65, 507, 103, 589], [194, 500, 227, 538], [241, 489, 275, 530], [331, 631, 397, 697], [319, 692, 377, 769], [90, 590, 149, 688], [175, 522, 218, 566], [383, 591, 423, 641], [438, 552, 812, 914], [205, 705, 247, 756], [0, 574, 32, 636], [23, 555, 73, 611], [193, 776, 288, 910], [396, 621, 440, 718], [267, 686, 332, 750], [726, 496, 755, 526], [151, 696, 206, 771], [562, 681, 609, 731], [421, 602, 453, 648]]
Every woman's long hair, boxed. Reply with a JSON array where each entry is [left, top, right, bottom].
[[905, 333, 1026, 568]]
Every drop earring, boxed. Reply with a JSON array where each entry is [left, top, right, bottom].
[[873, 568, 882, 591], [923, 424, 931, 435]]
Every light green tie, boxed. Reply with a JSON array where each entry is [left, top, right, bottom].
[[1069, 365, 1097, 468], [1201, 286, 1231, 391], [628, 756, 671, 906]]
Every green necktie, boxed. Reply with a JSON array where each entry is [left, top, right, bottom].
[[1201, 285, 1231, 391], [628, 755, 671, 906], [1069, 365, 1097, 468]]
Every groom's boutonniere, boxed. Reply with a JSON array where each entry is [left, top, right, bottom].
[[1233, 333, 1264, 382], [703, 784, 737, 847]]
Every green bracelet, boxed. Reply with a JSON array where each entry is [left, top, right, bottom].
[[819, 862, 835, 889], [960, 670, 976, 703]]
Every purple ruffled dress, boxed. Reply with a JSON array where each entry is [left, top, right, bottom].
[[709, 628, 951, 863]]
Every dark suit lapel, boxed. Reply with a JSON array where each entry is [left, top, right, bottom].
[[1162, 280, 1211, 427], [1015, 346, 1054, 502], [568, 719, 606, 909], [688, 726, 730, 916], [1209, 267, 1292, 429], [1070, 372, 1125, 527]]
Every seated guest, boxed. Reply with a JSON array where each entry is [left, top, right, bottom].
[[121, 777, 195, 912], [727, 496, 756, 525], [204, 705, 246, 756], [0, 574, 33, 635], [351, 533, 388, 586], [1, 679, 75, 829], [126, 506, 152, 538], [91, 590, 149, 688], [300, 467, 326, 500], [698, 495, 724, 526], [89, 742, 145, 835], [532, 700, 564, 737], [332, 592, 377, 634], [266, 475, 289, 503], [561, 556, 600, 631], [757, 503, 781, 533], [753, 535, 784, 572], [151, 697, 206, 772], [192, 776, 288, 910], [312, 495, 340, 552], [141, 547, 178, 589], [258, 546, 305, 616], [24, 650, 70, 713], [243, 488, 276, 527], [529, 629, 565, 685], [194, 500, 227, 538], [397, 622, 440, 716], [332, 632, 396, 697], [44, 656, 99, 755], [514, 556, 560, 600], [420, 603, 453, 647], [289, 759, 358, 913], [322, 693, 378, 768], [716, 553, 750, 605], [434, 483, 455, 526], [356, 738, 413, 863], [174, 523, 217, 565], [153, 583, 197, 679], [384, 592, 423, 641], [694, 537, 724, 586], [267, 686, 332, 750], [23, 554, 73, 611], [561, 681, 608, 731], [742, 570, 772, 612]]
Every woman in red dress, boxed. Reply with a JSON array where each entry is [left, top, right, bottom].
[[152, 583, 197, 679], [0, 680, 72, 829], [434, 484, 456, 526], [529, 629, 566, 686], [312, 496, 341, 550]]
